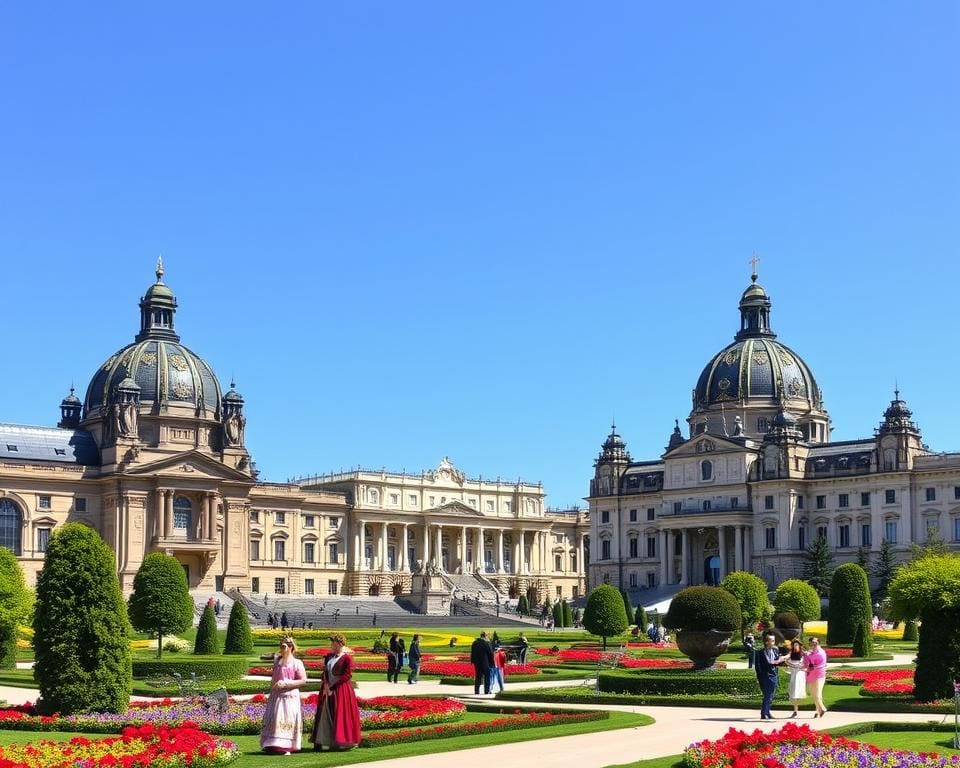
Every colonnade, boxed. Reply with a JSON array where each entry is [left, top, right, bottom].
[[656, 523, 753, 586], [153, 488, 219, 541]]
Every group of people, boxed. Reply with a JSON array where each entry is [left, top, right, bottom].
[[469, 631, 529, 694], [385, 631, 423, 684], [260, 633, 362, 755], [749, 632, 828, 719]]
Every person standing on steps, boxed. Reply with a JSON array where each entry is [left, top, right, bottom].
[[754, 632, 785, 720]]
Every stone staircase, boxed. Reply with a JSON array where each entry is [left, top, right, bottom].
[[440, 571, 501, 604]]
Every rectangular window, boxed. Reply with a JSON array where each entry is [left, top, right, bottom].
[[765, 527, 776, 550], [601, 540, 611, 559], [646, 572, 656, 588], [409, 494, 418, 506], [797, 496, 804, 510], [274, 578, 286, 595], [885, 489, 896, 504], [505, 501, 512, 513], [954, 518, 960, 541], [37, 528, 51, 553], [731, 496, 739, 509], [328, 580, 338, 595], [925, 487, 936, 502], [389, 493, 399, 505], [251, 577, 260, 593], [249, 510, 259, 523], [303, 542, 315, 563], [839, 493, 849, 508], [572, 586, 580, 599], [817, 525, 827, 541], [273, 539, 286, 561], [673, 501, 682, 514], [647, 508, 656, 521], [702, 500, 712, 511], [764, 495, 774, 510], [816, 495, 826, 510], [861, 523, 872, 547], [328, 543, 339, 564], [556, 585, 563, 597], [675, 532, 682, 555], [486, 500, 494, 512], [274, 511, 286, 524], [74, 497, 86, 512], [628, 573, 638, 588], [304, 515, 315, 528], [629, 538, 638, 558], [861, 492, 871, 507], [798, 527, 806, 551], [757, 417, 769, 433], [304, 578, 314, 595], [601, 510, 610, 524], [554, 554, 562, 571], [629, 509, 637, 522], [646, 536, 657, 558], [884, 520, 898, 544], [839, 524, 850, 548], [250, 539, 260, 561], [955, 487, 960, 501], [329, 516, 339, 528], [571, 552, 578, 572], [38, 495, 51, 509], [926, 520, 939, 538]]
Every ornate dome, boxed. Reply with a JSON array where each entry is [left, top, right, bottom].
[[82, 260, 222, 420]]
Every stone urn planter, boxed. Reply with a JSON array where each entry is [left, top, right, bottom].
[[675, 629, 734, 671], [774, 625, 801, 642]]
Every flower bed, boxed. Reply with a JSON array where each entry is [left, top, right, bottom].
[[824, 647, 853, 659], [360, 708, 608, 747], [0, 724, 239, 768], [684, 723, 960, 767], [0, 696, 464, 735], [831, 668, 915, 696]]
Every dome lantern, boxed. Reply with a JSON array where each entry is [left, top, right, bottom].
[[136, 256, 180, 343], [597, 421, 631, 465], [58, 385, 82, 429]]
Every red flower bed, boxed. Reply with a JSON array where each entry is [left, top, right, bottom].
[[824, 647, 853, 658], [830, 668, 915, 696]]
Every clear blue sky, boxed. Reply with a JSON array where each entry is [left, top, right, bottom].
[[1, 3, 957, 508]]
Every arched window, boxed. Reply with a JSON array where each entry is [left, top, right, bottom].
[[369, 489, 379, 504], [0, 499, 22, 555], [173, 496, 192, 530], [701, 460, 713, 481]]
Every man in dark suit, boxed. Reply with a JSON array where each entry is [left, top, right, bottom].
[[754, 632, 785, 719], [470, 631, 495, 694]]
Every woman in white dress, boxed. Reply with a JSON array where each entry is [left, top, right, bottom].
[[784, 639, 808, 718]]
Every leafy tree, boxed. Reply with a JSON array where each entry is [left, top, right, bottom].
[[33, 523, 131, 714], [803, 535, 834, 598], [223, 600, 253, 655], [827, 564, 872, 646], [128, 553, 193, 659], [562, 598, 573, 628], [871, 539, 898, 602], [194, 603, 220, 655], [773, 579, 820, 624], [856, 546, 871, 572], [888, 553, 960, 701], [583, 584, 629, 649], [0, 548, 32, 669], [619, 589, 632, 626], [909, 528, 950, 561], [720, 571, 769, 634], [635, 604, 647, 630]]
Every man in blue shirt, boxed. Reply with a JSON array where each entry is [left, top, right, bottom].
[[754, 632, 785, 719]]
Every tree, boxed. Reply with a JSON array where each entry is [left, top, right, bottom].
[[194, 603, 220, 655], [562, 598, 573, 628], [635, 604, 647, 630], [541, 595, 552, 621], [33, 523, 131, 714], [552, 600, 563, 628], [517, 594, 529, 616], [852, 620, 872, 658], [773, 579, 820, 624], [583, 584, 629, 649], [827, 564, 872, 646], [803, 535, 834, 598], [620, 589, 633, 626], [909, 528, 950, 561], [223, 600, 253, 655], [0, 548, 32, 669], [720, 571, 769, 635], [871, 538, 898, 603], [127, 553, 193, 659], [856, 546, 871, 572], [888, 553, 960, 701], [901, 619, 918, 642]]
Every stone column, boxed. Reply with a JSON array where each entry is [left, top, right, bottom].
[[578, 533, 585, 576], [497, 529, 505, 573], [434, 525, 443, 569], [460, 525, 467, 574], [734, 525, 744, 571], [718, 525, 727, 580], [401, 524, 409, 571], [359, 520, 367, 570], [680, 528, 690, 585], [154, 489, 164, 539], [380, 523, 389, 572], [164, 490, 173, 538], [423, 521, 431, 566], [659, 529, 669, 586], [745, 526, 753, 572], [475, 527, 484, 572]]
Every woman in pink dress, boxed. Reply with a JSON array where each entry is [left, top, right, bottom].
[[804, 636, 828, 717], [261, 635, 308, 754]]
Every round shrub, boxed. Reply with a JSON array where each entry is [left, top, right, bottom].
[[827, 564, 871, 646], [720, 571, 770, 633], [194, 603, 220, 655], [33, 523, 132, 714], [224, 601, 253, 655], [773, 579, 821, 624], [162, 637, 190, 653], [583, 585, 629, 648], [663, 586, 742, 633]]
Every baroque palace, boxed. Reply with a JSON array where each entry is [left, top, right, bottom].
[[0, 263, 587, 602], [589, 269, 960, 594]]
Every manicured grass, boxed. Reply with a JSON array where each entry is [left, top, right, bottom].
[[0, 711, 652, 766], [606, 758, 683, 768]]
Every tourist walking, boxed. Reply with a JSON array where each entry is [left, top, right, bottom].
[[470, 631, 494, 694], [754, 632, 785, 719], [407, 633, 421, 684], [784, 639, 808, 718], [491, 644, 507, 692], [387, 632, 401, 683], [805, 636, 828, 717], [744, 633, 756, 669], [311, 633, 361, 751], [260, 635, 308, 754]]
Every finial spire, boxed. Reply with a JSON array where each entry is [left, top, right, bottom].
[[749, 253, 760, 282], [156, 255, 164, 283], [894, 379, 900, 401]]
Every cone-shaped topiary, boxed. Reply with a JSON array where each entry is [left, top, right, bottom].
[[33, 523, 132, 714], [901, 619, 918, 642], [223, 600, 253, 654], [583, 584, 629, 649], [663, 586, 742, 633], [517, 594, 529, 616], [827, 564, 871, 645], [620, 589, 632, 626], [552, 600, 563, 628], [194, 603, 220, 655], [562, 598, 572, 628], [852, 619, 873, 658], [635, 604, 647, 630]]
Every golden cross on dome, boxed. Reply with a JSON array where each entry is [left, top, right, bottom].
[[749, 254, 760, 281]]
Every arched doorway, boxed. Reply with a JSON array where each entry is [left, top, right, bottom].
[[392, 583, 403, 596], [704, 555, 720, 586], [368, 584, 380, 596]]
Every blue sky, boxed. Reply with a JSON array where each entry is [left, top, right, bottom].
[[1, 3, 957, 508]]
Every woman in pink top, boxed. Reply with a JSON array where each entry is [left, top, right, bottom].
[[261, 635, 309, 754], [804, 636, 828, 717]]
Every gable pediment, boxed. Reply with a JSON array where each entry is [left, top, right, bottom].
[[123, 450, 255, 483], [663, 434, 756, 459], [427, 500, 486, 518]]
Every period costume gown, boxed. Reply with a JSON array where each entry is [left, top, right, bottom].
[[260, 655, 307, 752], [311, 651, 361, 749]]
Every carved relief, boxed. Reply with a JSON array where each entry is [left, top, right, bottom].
[[722, 349, 739, 365], [752, 350, 769, 366], [169, 354, 189, 372]]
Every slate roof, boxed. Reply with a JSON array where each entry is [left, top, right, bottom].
[[0, 423, 100, 466]]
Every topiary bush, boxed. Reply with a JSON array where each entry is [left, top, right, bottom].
[[224, 601, 253, 655], [583, 585, 629, 649], [635, 604, 647, 630], [194, 603, 220, 655], [552, 600, 563, 628], [620, 589, 633, 626], [720, 571, 770, 634], [562, 598, 573, 628], [773, 579, 821, 624], [663, 586, 742, 633], [772, 611, 801, 642], [901, 619, 918, 642], [0, 547, 31, 670], [852, 620, 872, 658], [517, 594, 529, 616], [127, 553, 193, 659], [827, 564, 871, 646], [599, 668, 785, 697], [132, 656, 248, 681], [33, 523, 132, 715]]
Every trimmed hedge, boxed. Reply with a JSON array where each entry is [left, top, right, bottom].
[[663, 586, 742, 632], [598, 668, 785, 696], [132, 656, 248, 681], [827, 564, 871, 646]]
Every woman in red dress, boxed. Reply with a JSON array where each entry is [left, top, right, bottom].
[[311, 633, 361, 750]]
